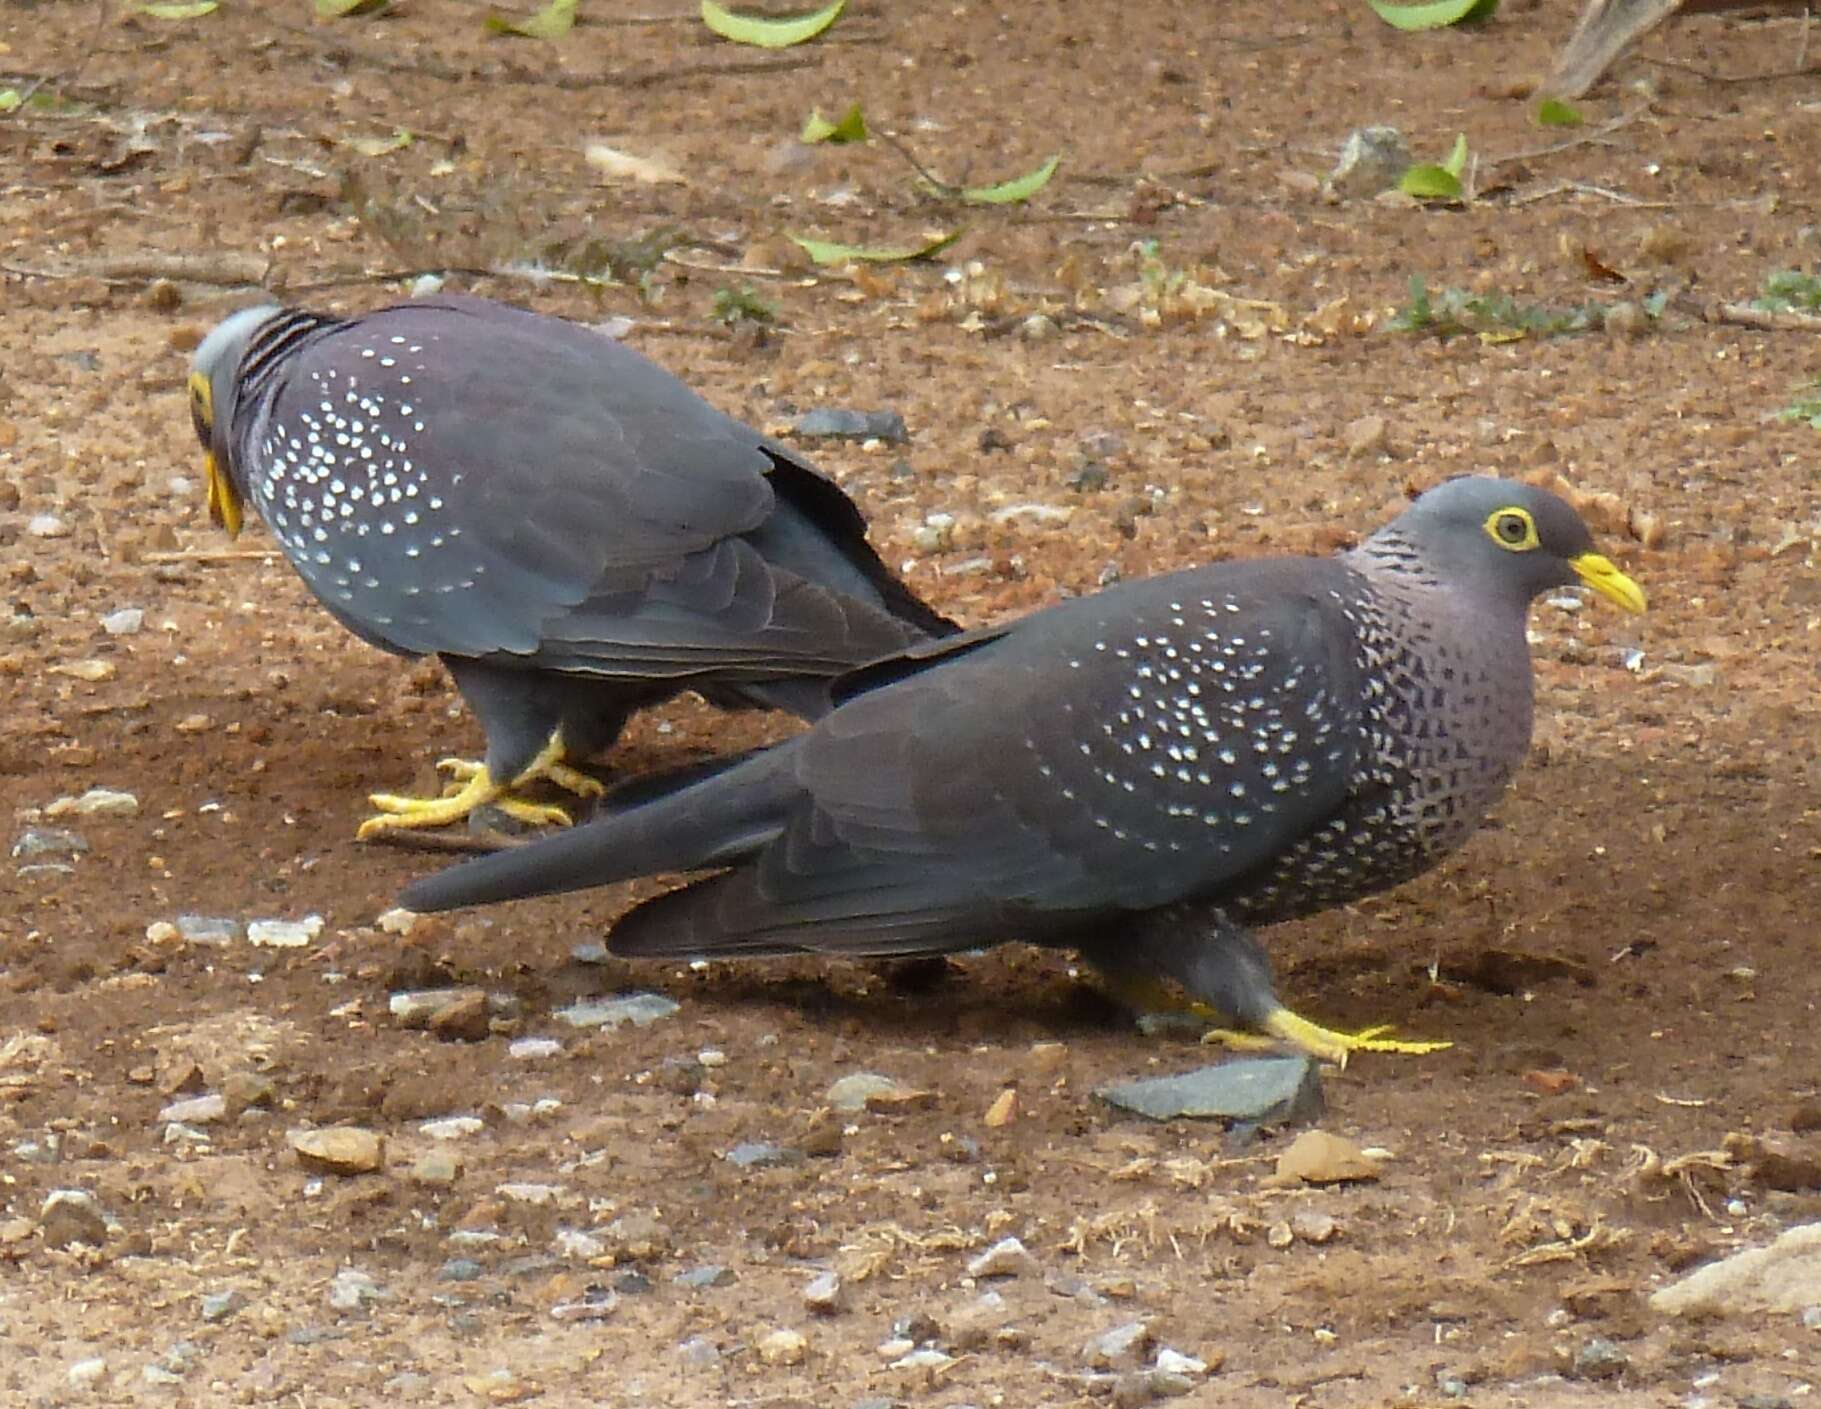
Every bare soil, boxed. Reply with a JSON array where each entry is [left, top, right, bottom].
[[3, 0, 1820, 1404]]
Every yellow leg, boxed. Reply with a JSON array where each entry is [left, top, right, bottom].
[[358, 732, 593, 840], [1202, 1006, 1451, 1068], [1094, 969, 1448, 1068]]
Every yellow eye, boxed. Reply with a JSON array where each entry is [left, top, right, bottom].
[[1485, 507, 1538, 551]]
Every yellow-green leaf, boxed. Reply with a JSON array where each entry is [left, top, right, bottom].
[[486, 0, 576, 39], [316, 0, 390, 15], [789, 230, 960, 265], [1441, 132, 1469, 178], [1366, 0, 1496, 29], [0, 90, 20, 114], [140, 1, 219, 17], [801, 102, 868, 144], [701, 0, 844, 48], [345, 129, 413, 157], [1399, 163, 1462, 200], [961, 153, 1061, 206], [1537, 97, 1583, 127]]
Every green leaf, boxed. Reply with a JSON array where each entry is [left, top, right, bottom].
[[345, 128, 413, 157], [1399, 163, 1462, 200], [485, 0, 576, 39], [701, 0, 844, 48], [788, 230, 960, 265], [316, 0, 389, 15], [1536, 97, 1583, 127], [801, 102, 868, 144], [0, 90, 20, 114], [960, 153, 1061, 205], [1366, 0, 1496, 29], [1442, 132, 1469, 178], [139, 1, 219, 17]]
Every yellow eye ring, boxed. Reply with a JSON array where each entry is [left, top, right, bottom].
[[1484, 507, 1539, 551]]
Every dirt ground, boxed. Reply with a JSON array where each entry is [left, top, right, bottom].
[[4, 0, 1821, 1403]]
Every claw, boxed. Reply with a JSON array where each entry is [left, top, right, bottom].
[[1200, 1006, 1451, 1068], [360, 732, 600, 840]]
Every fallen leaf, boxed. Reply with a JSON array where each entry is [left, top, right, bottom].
[[1522, 1068, 1580, 1096], [1367, 0, 1497, 30], [139, 1, 218, 16], [343, 129, 412, 158], [801, 102, 868, 144], [983, 1088, 1018, 1127], [789, 230, 960, 265], [959, 153, 1062, 206], [701, 0, 844, 48], [486, 0, 575, 39]]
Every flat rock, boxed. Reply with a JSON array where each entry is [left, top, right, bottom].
[[1096, 1056, 1324, 1125], [826, 1071, 933, 1112], [175, 914, 241, 945], [289, 1127, 384, 1175], [12, 827, 89, 860], [1650, 1222, 1821, 1317], [158, 1093, 226, 1125], [803, 1270, 844, 1313], [791, 408, 909, 443], [724, 1141, 798, 1169], [1084, 1319, 1154, 1369], [555, 993, 679, 1029], [1272, 1130, 1382, 1186]]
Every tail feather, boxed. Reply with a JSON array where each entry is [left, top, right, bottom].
[[398, 744, 801, 912]]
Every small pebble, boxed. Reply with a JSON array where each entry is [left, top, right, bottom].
[[891, 1348, 955, 1371], [100, 608, 144, 636], [553, 1228, 605, 1260], [508, 1037, 562, 1060], [40, 1188, 110, 1247], [1291, 1210, 1338, 1244], [28, 513, 70, 539], [247, 915, 323, 948], [158, 1093, 226, 1125], [200, 1290, 248, 1323], [175, 915, 240, 945], [437, 1258, 484, 1283], [967, 1236, 1039, 1280], [12, 827, 89, 860], [497, 1182, 564, 1206], [756, 1327, 808, 1366], [791, 408, 908, 443], [554, 993, 679, 1029], [570, 941, 609, 964], [375, 907, 418, 935], [45, 788, 140, 819], [67, 1357, 107, 1389], [676, 1264, 736, 1290], [827, 1071, 917, 1112], [724, 1141, 797, 1169], [288, 1127, 384, 1175], [803, 1270, 844, 1314], [420, 1117, 484, 1141], [678, 1335, 721, 1368], [1084, 1320, 1154, 1369], [411, 1150, 463, 1185], [1571, 1336, 1629, 1380], [327, 1268, 389, 1311]]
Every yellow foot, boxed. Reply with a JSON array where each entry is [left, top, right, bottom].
[[1203, 1006, 1451, 1068], [434, 756, 603, 801], [359, 763, 573, 840]]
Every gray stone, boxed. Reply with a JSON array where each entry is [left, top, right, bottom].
[[46, 787, 139, 818], [27, 514, 70, 539], [1570, 1336, 1628, 1380], [12, 827, 88, 860], [724, 1141, 798, 1169], [158, 1094, 226, 1125], [554, 993, 680, 1029], [792, 408, 909, 444], [676, 1264, 736, 1289], [437, 1258, 485, 1283], [175, 915, 241, 945], [803, 1270, 844, 1314], [200, 1290, 247, 1323], [967, 1236, 1039, 1280], [826, 1072, 902, 1112], [67, 1357, 106, 1389], [1083, 1320, 1154, 1369], [1327, 125, 1412, 199], [678, 1335, 722, 1368], [100, 608, 144, 636], [327, 1267, 389, 1311], [1096, 1056, 1323, 1125]]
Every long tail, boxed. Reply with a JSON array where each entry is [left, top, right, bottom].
[[397, 743, 802, 913]]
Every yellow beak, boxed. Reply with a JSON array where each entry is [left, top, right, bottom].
[[1570, 551, 1646, 614], [204, 450, 243, 539]]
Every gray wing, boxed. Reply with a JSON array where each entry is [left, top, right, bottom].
[[250, 296, 924, 671], [611, 562, 1369, 958]]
